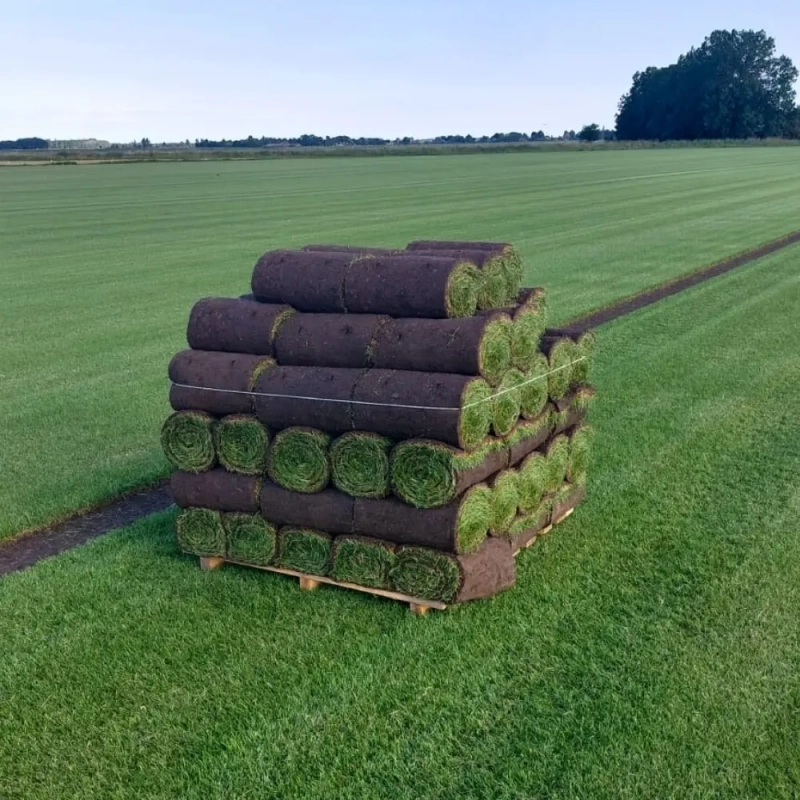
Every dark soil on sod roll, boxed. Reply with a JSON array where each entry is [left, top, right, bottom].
[[330, 535, 396, 589], [260, 481, 354, 535], [176, 508, 225, 558], [169, 350, 275, 415], [405, 240, 514, 253], [389, 546, 462, 604], [253, 366, 363, 434], [275, 527, 332, 575], [266, 427, 331, 493], [509, 498, 553, 552], [343, 254, 479, 318], [352, 370, 491, 450], [505, 409, 554, 467], [187, 297, 294, 355], [302, 244, 400, 255], [224, 513, 277, 566], [214, 415, 269, 475], [370, 313, 512, 385], [455, 536, 517, 603], [161, 411, 216, 473], [170, 470, 262, 513], [252, 250, 366, 312], [551, 482, 587, 523], [330, 432, 392, 498], [274, 313, 387, 369], [353, 483, 491, 554]]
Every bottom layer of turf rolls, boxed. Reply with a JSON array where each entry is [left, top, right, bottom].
[[176, 508, 225, 557], [275, 528, 332, 575], [224, 513, 277, 566], [331, 536, 396, 589], [455, 484, 494, 554], [267, 427, 330, 493], [161, 411, 216, 473], [389, 546, 462, 603], [330, 432, 392, 498], [214, 415, 269, 475]]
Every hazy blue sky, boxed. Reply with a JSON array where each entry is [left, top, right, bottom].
[[2, 0, 798, 141]]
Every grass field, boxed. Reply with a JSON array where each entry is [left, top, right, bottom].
[[2, 245, 798, 798], [2, 147, 800, 537]]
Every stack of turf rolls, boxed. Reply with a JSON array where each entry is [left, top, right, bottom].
[[163, 241, 597, 607]]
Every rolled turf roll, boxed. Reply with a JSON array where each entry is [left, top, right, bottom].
[[371, 313, 513, 386], [223, 513, 277, 566], [330, 432, 392, 498], [353, 371, 492, 450], [546, 328, 596, 385], [567, 425, 592, 484], [254, 366, 362, 434], [273, 313, 387, 369], [302, 244, 399, 255], [267, 427, 330, 493], [489, 469, 520, 535], [251, 250, 365, 313], [509, 496, 554, 552], [275, 527, 332, 575], [390, 437, 508, 509], [344, 254, 480, 318], [551, 482, 587, 523], [552, 385, 595, 434], [187, 297, 294, 355], [517, 451, 549, 513], [214, 415, 269, 475], [519, 353, 550, 419], [330, 535, 396, 589], [389, 546, 462, 603], [169, 350, 275, 415], [539, 335, 580, 400], [511, 305, 547, 371], [171, 470, 263, 513], [176, 508, 225, 557], [161, 411, 216, 473], [544, 434, 570, 492], [353, 484, 492, 554], [260, 481, 354, 535], [505, 408, 554, 467], [491, 369, 525, 436], [455, 535, 517, 602]]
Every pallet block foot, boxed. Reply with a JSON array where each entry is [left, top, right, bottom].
[[553, 508, 575, 526], [538, 524, 554, 537], [409, 603, 431, 616], [200, 556, 224, 571], [299, 576, 321, 591]]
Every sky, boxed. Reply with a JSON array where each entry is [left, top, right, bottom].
[[2, 0, 798, 142]]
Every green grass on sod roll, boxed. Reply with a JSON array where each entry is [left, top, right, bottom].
[[490, 470, 520, 534], [567, 426, 593, 484], [267, 427, 331, 493], [518, 452, 549, 513], [389, 546, 462, 603], [444, 262, 481, 318], [476, 255, 510, 310], [545, 435, 570, 491], [330, 536, 396, 589], [512, 308, 546, 372], [175, 508, 225, 557], [505, 409, 553, 451], [456, 484, 493, 553], [547, 338, 579, 399], [573, 384, 597, 412], [509, 496, 553, 538], [161, 411, 216, 473], [223, 513, 277, 566], [479, 315, 513, 386], [503, 251, 524, 303], [275, 528, 332, 575], [330, 432, 392, 498], [214, 415, 269, 475], [492, 369, 524, 436], [520, 354, 550, 419], [459, 379, 494, 450], [572, 331, 597, 385]]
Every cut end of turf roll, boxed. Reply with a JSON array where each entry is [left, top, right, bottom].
[[489, 470, 520, 535], [476, 255, 511, 311], [518, 451, 548, 513], [270, 307, 296, 342], [478, 314, 513, 386], [214, 415, 269, 475], [275, 527, 332, 575], [224, 513, 277, 566], [545, 434, 570, 491], [161, 411, 216, 473], [330, 431, 392, 498], [492, 369, 524, 436], [547, 338, 578, 399], [249, 357, 277, 391], [455, 484, 492, 554], [572, 331, 597, 385], [389, 546, 462, 603], [458, 378, 493, 450], [567, 425, 593, 484], [444, 261, 480, 318], [520, 353, 550, 419], [331, 536, 396, 589], [503, 251, 524, 304], [391, 439, 458, 508], [267, 427, 331, 493], [509, 495, 553, 538], [176, 507, 225, 557], [512, 307, 546, 372]]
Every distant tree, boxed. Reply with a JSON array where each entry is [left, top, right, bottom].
[[140, 137, 152, 149], [530, 130, 546, 141], [578, 124, 601, 142], [0, 137, 48, 150]]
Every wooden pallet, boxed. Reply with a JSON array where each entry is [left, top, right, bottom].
[[512, 506, 575, 557], [198, 557, 446, 615]]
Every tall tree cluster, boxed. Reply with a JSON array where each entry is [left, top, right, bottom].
[[616, 30, 798, 140]]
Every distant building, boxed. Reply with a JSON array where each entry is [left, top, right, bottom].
[[48, 139, 112, 150]]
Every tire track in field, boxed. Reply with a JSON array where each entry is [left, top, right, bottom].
[[2, 230, 799, 576]]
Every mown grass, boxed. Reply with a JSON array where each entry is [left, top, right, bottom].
[[1, 247, 799, 798], [2, 148, 800, 536]]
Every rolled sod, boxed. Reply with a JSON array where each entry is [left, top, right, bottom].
[[552, 482, 587, 523], [330, 536, 396, 589], [344, 254, 480, 318], [161, 411, 216, 473], [302, 244, 399, 255], [169, 350, 275, 416], [223, 513, 277, 566], [260, 481, 354, 535], [176, 508, 226, 558], [491, 369, 524, 436], [544, 435, 570, 492], [330, 432, 392, 498], [370, 313, 512, 385], [187, 297, 294, 355], [456, 536, 517, 602], [353, 484, 492, 554], [171, 470, 263, 513], [251, 250, 364, 313], [517, 451, 549, 514], [389, 546, 462, 603], [567, 425, 593, 484], [512, 306, 547, 372], [509, 497, 553, 552], [489, 470, 520, 535], [390, 437, 508, 509], [572, 331, 597, 384], [519, 353, 550, 419], [552, 385, 596, 434], [275, 528, 332, 576], [214, 415, 269, 475], [267, 427, 331, 493], [540, 336, 579, 400], [353, 371, 492, 450], [505, 409, 554, 467], [273, 313, 387, 369], [254, 366, 362, 434]]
